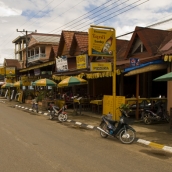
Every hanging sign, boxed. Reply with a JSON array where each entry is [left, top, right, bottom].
[[56, 56, 68, 72], [90, 62, 112, 72], [88, 28, 115, 57], [0, 67, 5, 75], [76, 54, 88, 69], [21, 76, 31, 86], [130, 58, 140, 67], [6, 67, 15, 77]]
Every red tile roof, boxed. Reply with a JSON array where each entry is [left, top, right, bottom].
[[124, 26, 170, 59], [52, 45, 59, 56], [74, 32, 88, 52], [4, 59, 21, 69], [116, 39, 129, 60]]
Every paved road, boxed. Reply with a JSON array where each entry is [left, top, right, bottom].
[[0, 103, 172, 172]]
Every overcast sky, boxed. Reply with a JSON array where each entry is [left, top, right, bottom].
[[0, 0, 172, 64]]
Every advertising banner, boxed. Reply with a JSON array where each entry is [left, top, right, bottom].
[[130, 58, 139, 67], [21, 76, 31, 86], [34, 68, 40, 76], [103, 95, 125, 120], [76, 54, 88, 69], [90, 62, 112, 72], [6, 67, 15, 77], [88, 28, 115, 57], [56, 56, 68, 72], [0, 67, 5, 75]]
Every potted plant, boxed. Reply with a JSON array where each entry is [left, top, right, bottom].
[[119, 103, 132, 114], [24, 90, 34, 104]]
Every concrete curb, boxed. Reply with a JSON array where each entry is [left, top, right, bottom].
[[137, 139, 172, 153], [2, 103, 172, 154], [14, 105, 96, 129]]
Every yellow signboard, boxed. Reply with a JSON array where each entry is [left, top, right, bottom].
[[103, 95, 125, 120], [88, 27, 115, 57], [21, 76, 31, 86], [76, 54, 87, 69], [90, 62, 112, 72], [6, 67, 15, 77], [0, 67, 5, 75]]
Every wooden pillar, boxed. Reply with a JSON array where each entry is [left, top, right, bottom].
[[136, 74, 139, 120], [93, 79, 95, 98], [119, 74, 124, 96]]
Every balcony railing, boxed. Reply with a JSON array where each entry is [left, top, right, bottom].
[[28, 53, 46, 62]]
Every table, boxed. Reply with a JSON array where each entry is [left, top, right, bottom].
[[90, 100, 103, 113], [42, 99, 55, 110], [73, 98, 90, 115]]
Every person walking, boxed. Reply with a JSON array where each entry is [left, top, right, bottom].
[[32, 96, 38, 113]]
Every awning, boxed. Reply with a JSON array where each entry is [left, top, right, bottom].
[[53, 71, 113, 80], [19, 61, 55, 72], [153, 72, 172, 81], [124, 59, 164, 73], [124, 64, 167, 76]]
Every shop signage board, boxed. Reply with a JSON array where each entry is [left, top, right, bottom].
[[89, 25, 116, 119], [90, 62, 112, 72], [5, 67, 15, 77], [130, 58, 139, 67], [76, 54, 88, 69], [103, 95, 125, 121], [0, 67, 5, 75], [88, 27, 115, 57], [34, 68, 40, 76], [21, 76, 31, 86], [56, 56, 68, 72]]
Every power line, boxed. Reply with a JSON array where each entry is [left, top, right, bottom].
[[0, 0, 59, 47], [49, 0, 120, 33], [40, 0, 146, 43]]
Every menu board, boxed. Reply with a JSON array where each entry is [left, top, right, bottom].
[[103, 95, 125, 120]]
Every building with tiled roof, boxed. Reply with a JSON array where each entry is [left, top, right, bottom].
[[12, 32, 60, 68], [4, 59, 21, 69]]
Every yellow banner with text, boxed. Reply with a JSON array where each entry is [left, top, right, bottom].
[[88, 27, 115, 57]]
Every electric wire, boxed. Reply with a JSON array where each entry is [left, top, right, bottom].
[[39, 0, 146, 43], [0, 0, 63, 47], [2, 0, 171, 59], [72, 0, 145, 32], [1, 0, 140, 48], [50, 0, 128, 33], [49, 0, 122, 33]]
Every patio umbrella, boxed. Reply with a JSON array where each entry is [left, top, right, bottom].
[[58, 76, 88, 87], [13, 81, 22, 87], [1, 83, 14, 88], [32, 78, 57, 87], [0, 82, 5, 86], [153, 72, 172, 81]]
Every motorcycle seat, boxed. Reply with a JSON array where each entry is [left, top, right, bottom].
[[104, 117, 118, 125], [53, 106, 60, 110]]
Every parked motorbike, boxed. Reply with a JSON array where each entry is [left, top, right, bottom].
[[48, 103, 68, 122], [141, 100, 170, 124], [97, 108, 136, 144]]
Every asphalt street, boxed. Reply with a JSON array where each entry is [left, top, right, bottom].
[[0, 102, 172, 172]]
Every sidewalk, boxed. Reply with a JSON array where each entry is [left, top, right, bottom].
[[1, 97, 172, 153]]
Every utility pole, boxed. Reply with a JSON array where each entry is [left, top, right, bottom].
[[16, 29, 37, 68]]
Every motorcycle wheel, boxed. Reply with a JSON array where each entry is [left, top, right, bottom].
[[164, 111, 170, 123], [119, 129, 135, 144], [100, 123, 109, 138], [49, 114, 54, 120], [143, 112, 152, 125], [58, 113, 68, 122]]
